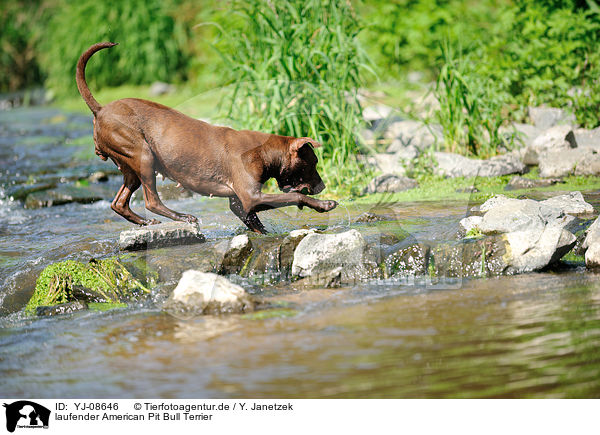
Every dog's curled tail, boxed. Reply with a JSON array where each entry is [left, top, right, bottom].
[[76, 42, 118, 116]]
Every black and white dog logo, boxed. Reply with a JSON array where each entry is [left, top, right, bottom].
[[3, 401, 50, 432]]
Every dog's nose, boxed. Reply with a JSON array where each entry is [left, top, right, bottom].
[[313, 181, 325, 194]]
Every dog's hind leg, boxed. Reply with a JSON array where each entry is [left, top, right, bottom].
[[229, 195, 266, 234], [138, 147, 198, 223], [111, 167, 159, 225]]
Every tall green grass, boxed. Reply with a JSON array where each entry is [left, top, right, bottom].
[[214, 0, 375, 196], [434, 43, 511, 157], [37, 0, 191, 97]]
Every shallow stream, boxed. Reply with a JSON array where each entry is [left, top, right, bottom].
[[1, 108, 599, 398]]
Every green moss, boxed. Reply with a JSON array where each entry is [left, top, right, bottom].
[[25, 258, 150, 315], [89, 302, 128, 312], [355, 174, 600, 204], [427, 257, 436, 277], [465, 227, 483, 239], [562, 251, 585, 264]]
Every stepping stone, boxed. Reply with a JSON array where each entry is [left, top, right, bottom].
[[119, 221, 205, 251]]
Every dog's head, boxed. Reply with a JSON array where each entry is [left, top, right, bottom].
[[278, 137, 325, 195]]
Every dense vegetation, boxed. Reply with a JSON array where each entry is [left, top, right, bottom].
[[214, 0, 374, 192], [2, 0, 600, 188]]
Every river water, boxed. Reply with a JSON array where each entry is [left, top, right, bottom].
[[1, 107, 599, 398]]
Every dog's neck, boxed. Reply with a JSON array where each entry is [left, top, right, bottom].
[[257, 137, 290, 184]]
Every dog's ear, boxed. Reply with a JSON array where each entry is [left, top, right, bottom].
[[290, 137, 321, 155]]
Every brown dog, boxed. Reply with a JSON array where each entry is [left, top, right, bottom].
[[76, 42, 337, 233]]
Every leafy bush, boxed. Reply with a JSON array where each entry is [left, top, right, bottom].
[[483, 2, 600, 128], [0, 1, 48, 92], [359, 0, 512, 80], [432, 0, 600, 157], [215, 0, 374, 194], [37, 0, 192, 97]]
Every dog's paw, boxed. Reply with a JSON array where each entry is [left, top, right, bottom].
[[317, 200, 337, 213], [141, 218, 161, 226], [179, 213, 198, 224]]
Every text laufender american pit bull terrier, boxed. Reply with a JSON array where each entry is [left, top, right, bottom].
[[76, 42, 338, 233]]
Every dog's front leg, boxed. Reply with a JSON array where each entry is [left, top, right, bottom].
[[240, 192, 337, 214], [229, 195, 267, 234]]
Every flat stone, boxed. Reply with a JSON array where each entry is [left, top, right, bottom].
[[504, 176, 562, 191], [434, 152, 525, 178], [528, 106, 576, 130], [541, 191, 594, 216], [164, 270, 254, 315], [354, 212, 389, 223], [363, 174, 418, 194], [24, 183, 113, 208], [36, 301, 88, 317], [389, 143, 419, 161], [6, 182, 56, 201], [119, 222, 205, 251]]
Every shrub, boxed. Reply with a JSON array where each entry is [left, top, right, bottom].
[[476, 2, 600, 128], [0, 0, 48, 92], [37, 0, 192, 97], [214, 0, 375, 195], [359, 0, 512, 80]]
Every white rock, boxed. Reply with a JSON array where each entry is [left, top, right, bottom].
[[170, 270, 253, 314], [434, 152, 525, 178], [582, 217, 600, 268], [289, 228, 318, 239], [523, 125, 574, 165], [478, 198, 577, 273], [292, 230, 367, 278], [478, 194, 510, 213], [538, 147, 591, 178], [541, 192, 594, 216], [229, 234, 250, 251], [384, 120, 442, 151], [459, 215, 483, 234]]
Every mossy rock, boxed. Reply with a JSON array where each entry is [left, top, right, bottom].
[[25, 258, 150, 315], [432, 236, 509, 278]]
